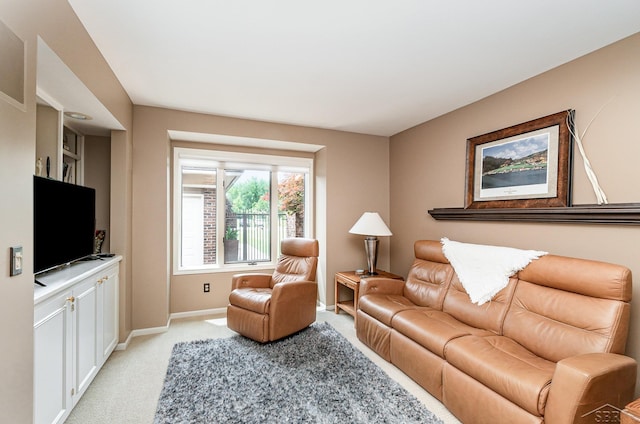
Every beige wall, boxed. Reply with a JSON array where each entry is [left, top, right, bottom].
[[85, 135, 111, 253], [0, 11, 36, 422], [0, 1, 133, 420], [35, 104, 60, 175], [132, 105, 390, 323], [389, 32, 640, 392], [110, 129, 134, 343]]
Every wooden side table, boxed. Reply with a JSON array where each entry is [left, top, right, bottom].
[[622, 398, 640, 423], [334, 270, 403, 322]]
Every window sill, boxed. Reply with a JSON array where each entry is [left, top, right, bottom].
[[173, 263, 275, 276], [427, 203, 640, 225]]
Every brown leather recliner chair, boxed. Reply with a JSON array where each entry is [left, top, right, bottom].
[[227, 238, 319, 343]]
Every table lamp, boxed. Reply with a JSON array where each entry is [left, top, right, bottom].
[[349, 212, 392, 275]]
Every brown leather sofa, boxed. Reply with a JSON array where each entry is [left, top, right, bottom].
[[356, 240, 636, 424]]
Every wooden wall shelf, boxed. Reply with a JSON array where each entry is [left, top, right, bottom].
[[428, 204, 640, 225]]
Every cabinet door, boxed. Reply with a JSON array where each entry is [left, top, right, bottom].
[[72, 278, 98, 402], [34, 291, 73, 424], [97, 265, 119, 365]]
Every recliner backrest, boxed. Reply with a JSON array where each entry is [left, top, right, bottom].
[[403, 240, 454, 309], [271, 238, 319, 286], [503, 254, 632, 362], [442, 273, 517, 335], [410, 239, 519, 334]]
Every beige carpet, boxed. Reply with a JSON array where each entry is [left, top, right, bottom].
[[65, 310, 461, 424]]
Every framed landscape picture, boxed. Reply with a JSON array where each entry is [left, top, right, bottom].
[[465, 110, 574, 209]]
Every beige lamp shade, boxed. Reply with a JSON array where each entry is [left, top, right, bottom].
[[349, 212, 392, 236]]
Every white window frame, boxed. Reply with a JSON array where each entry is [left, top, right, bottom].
[[173, 147, 313, 275]]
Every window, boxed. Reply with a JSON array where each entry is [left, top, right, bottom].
[[173, 147, 313, 273]]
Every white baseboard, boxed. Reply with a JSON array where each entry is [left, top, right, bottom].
[[115, 332, 133, 351], [170, 307, 227, 320], [316, 301, 335, 311], [115, 308, 228, 350], [316, 302, 330, 311], [115, 319, 171, 351]]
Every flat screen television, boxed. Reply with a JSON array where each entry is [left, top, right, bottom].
[[34, 176, 96, 274]]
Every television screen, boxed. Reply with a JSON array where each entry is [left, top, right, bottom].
[[34, 176, 96, 274]]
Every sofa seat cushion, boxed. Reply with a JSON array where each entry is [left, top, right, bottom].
[[444, 335, 554, 416], [392, 309, 494, 358], [359, 294, 422, 326], [228, 288, 272, 314]]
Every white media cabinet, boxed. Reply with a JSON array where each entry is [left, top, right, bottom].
[[33, 256, 121, 424]]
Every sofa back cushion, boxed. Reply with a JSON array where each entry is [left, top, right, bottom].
[[503, 254, 632, 362], [403, 240, 454, 309], [443, 274, 517, 335]]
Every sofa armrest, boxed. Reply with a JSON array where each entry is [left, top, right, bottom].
[[359, 277, 405, 298], [231, 273, 273, 290], [545, 353, 637, 424]]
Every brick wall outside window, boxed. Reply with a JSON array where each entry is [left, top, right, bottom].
[[203, 188, 216, 264]]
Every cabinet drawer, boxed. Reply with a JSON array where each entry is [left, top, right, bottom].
[[35, 290, 71, 325]]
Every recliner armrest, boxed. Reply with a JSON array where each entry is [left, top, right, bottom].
[[269, 280, 317, 340], [271, 280, 316, 301], [231, 273, 273, 290], [359, 277, 405, 298], [545, 353, 637, 424]]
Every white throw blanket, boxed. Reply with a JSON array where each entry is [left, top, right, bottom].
[[440, 238, 547, 305]]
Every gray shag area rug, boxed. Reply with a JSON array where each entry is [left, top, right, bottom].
[[154, 322, 444, 424]]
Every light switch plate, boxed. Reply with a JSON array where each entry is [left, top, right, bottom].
[[10, 246, 22, 276]]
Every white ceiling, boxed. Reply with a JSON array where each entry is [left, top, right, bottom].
[[67, 0, 640, 137]]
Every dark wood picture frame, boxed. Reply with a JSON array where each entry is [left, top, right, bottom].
[[465, 110, 574, 209]]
